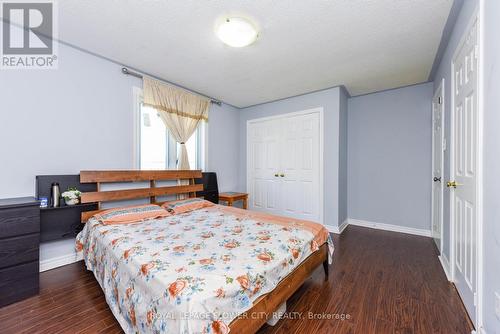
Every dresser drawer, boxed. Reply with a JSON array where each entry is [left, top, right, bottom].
[[0, 207, 40, 238], [0, 261, 39, 307], [0, 234, 39, 269]]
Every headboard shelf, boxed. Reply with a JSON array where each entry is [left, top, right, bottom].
[[40, 202, 97, 211], [36, 174, 98, 241]]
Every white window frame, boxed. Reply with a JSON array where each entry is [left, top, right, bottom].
[[133, 86, 207, 170]]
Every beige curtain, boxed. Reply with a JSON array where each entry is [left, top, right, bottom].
[[143, 77, 210, 169]]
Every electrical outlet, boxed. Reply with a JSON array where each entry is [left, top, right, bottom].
[[495, 291, 500, 320]]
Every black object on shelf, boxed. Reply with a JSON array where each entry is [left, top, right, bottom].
[[195, 172, 219, 204], [36, 175, 98, 242], [0, 196, 40, 307]]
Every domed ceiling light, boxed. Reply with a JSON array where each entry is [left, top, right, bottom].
[[216, 17, 258, 47]]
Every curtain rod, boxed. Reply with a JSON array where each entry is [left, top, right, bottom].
[[121, 67, 222, 106]]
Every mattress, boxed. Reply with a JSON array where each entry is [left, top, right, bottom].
[[76, 204, 333, 334]]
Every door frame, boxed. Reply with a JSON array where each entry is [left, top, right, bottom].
[[431, 78, 445, 253], [246, 107, 324, 225], [449, 6, 483, 329]]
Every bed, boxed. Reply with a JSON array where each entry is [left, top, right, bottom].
[[76, 170, 333, 334]]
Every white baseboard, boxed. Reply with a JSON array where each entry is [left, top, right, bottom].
[[338, 219, 348, 234], [40, 252, 83, 272], [439, 254, 452, 281], [325, 224, 340, 234], [347, 218, 432, 237], [326, 218, 431, 238], [325, 219, 348, 234]]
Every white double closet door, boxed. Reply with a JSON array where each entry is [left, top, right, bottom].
[[247, 111, 321, 223]]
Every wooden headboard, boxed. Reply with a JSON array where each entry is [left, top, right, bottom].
[[80, 170, 203, 222]]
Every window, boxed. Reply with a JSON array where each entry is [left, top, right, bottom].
[[134, 88, 206, 170]]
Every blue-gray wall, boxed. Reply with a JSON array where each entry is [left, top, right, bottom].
[[347, 83, 433, 231], [432, 0, 478, 259], [0, 41, 139, 199], [238, 87, 342, 229], [207, 102, 240, 192], [338, 87, 349, 225], [482, 0, 500, 331]]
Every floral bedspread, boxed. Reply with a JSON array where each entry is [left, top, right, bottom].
[[76, 205, 333, 334]]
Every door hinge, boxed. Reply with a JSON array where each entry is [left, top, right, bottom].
[[438, 96, 442, 104], [442, 139, 447, 151], [474, 292, 478, 306], [474, 45, 479, 59]]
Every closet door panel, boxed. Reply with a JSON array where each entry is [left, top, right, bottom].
[[281, 116, 300, 216], [280, 113, 320, 222], [248, 120, 282, 215]]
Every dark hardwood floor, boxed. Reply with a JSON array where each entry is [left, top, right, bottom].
[[0, 226, 473, 334]]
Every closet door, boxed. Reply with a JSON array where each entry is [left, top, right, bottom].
[[248, 111, 321, 223], [248, 119, 283, 216], [279, 113, 320, 222]]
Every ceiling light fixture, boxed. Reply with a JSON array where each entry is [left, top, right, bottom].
[[216, 17, 258, 48]]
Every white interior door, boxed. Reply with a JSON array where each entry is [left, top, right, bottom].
[[248, 119, 282, 216], [431, 81, 444, 252], [248, 110, 321, 223], [450, 16, 479, 325], [280, 113, 320, 222]]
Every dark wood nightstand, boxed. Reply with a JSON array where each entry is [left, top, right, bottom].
[[0, 197, 40, 307], [219, 192, 248, 209]]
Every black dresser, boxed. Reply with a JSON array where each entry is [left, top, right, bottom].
[[0, 197, 40, 307]]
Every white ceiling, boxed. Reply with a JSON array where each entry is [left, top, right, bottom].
[[58, 1, 453, 108]]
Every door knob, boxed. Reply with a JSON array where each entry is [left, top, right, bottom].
[[447, 181, 459, 188], [279, 173, 285, 177], [274, 173, 279, 177], [433, 177, 441, 182]]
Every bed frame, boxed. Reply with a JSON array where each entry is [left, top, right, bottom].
[[79, 170, 329, 333]]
